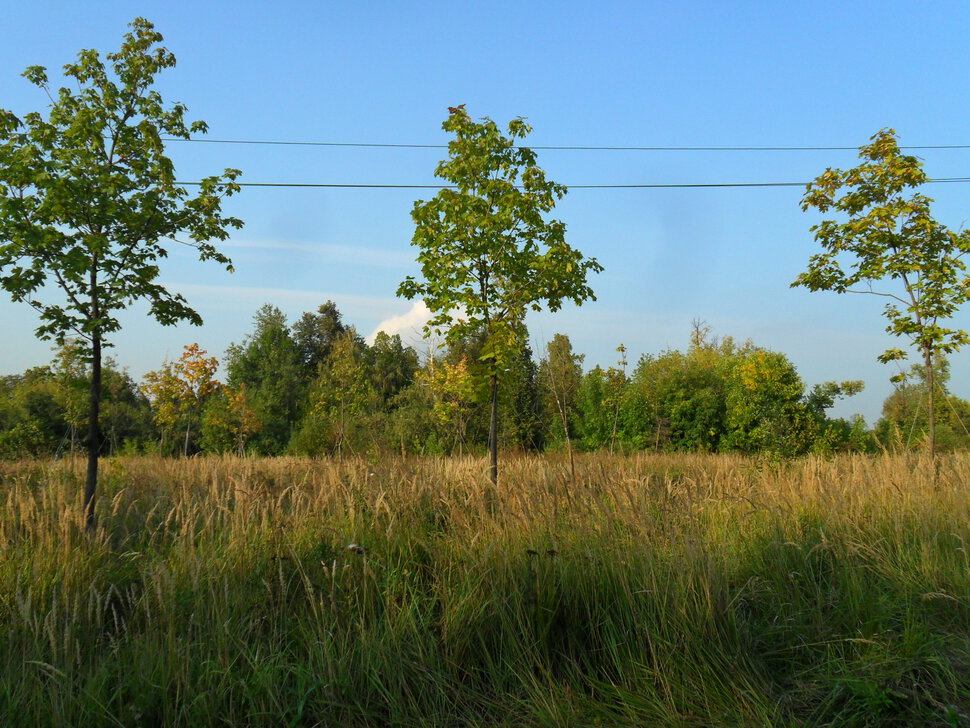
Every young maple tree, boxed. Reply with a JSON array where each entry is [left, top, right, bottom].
[[0, 18, 242, 529], [398, 105, 602, 484], [793, 129, 970, 454]]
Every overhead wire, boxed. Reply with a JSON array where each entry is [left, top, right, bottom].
[[176, 178, 970, 189], [164, 135, 970, 189], [162, 137, 970, 152]]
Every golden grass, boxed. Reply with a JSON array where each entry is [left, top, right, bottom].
[[1, 452, 968, 726]]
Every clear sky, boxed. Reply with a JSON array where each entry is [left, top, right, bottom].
[[2, 0, 970, 424]]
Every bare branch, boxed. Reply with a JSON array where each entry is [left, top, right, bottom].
[[843, 288, 910, 306]]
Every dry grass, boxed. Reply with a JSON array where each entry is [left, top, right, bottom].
[[1, 452, 969, 726]]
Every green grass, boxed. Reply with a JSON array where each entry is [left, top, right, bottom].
[[1, 453, 968, 726]]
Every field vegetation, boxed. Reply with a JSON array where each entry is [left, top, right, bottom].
[[2, 20, 970, 728], [2, 452, 968, 726]]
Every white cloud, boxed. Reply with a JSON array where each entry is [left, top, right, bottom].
[[367, 300, 433, 344]]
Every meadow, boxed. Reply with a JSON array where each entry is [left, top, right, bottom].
[[1, 452, 968, 727]]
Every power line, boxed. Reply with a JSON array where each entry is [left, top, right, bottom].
[[178, 177, 970, 189], [163, 137, 970, 152]]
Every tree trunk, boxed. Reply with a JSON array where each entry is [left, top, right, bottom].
[[84, 333, 102, 532], [558, 401, 576, 487], [489, 369, 498, 486], [609, 402, 620, 454], [924, 346, 936, 457]]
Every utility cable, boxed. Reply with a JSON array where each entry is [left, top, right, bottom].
[[177, 177, 970, 189], [163, 137, 970, 152]]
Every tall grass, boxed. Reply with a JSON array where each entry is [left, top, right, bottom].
[[1, 453, 968, 726]]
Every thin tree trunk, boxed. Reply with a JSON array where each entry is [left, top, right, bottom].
[[609, 403, 620, 454], [551, 393, 576, 485], [560, 405, 576, 487], [489, 369, 498, 486], [924, 346, 936, 457], [84, 333, 102, 532], [546, 348, 576, 487]]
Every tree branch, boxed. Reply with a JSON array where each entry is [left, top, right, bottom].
[[844, 288, 910, 306]]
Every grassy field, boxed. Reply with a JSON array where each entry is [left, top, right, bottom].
[[1, 452, 969, 727]]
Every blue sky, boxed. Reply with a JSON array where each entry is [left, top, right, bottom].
[[3, 0, 970, 424]]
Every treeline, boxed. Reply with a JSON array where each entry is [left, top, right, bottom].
[[2, 302, 969, 459]]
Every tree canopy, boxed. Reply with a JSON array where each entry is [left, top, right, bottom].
[[398, 105, 602, 483], [0, 18, 242, 528], [793, 128, 970, 454]]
